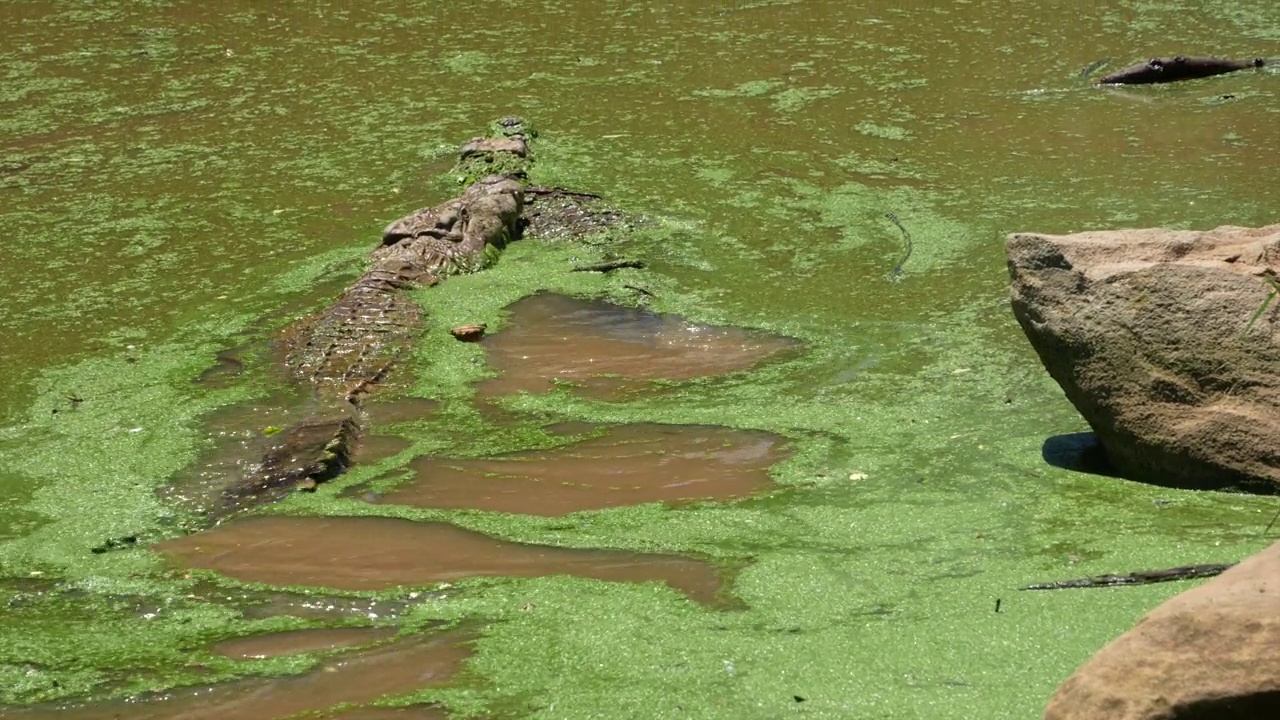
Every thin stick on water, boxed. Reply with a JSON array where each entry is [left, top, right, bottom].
[[886, 212, 913, 280]]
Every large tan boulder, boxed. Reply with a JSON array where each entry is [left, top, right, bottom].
[[1043, 540, 1280, 719], [1006, 224, 1280, 492]]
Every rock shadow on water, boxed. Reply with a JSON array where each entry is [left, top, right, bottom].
[[369, 423, 791, 516], [154, 515, 725, 606], [1042, 432, 1123, 478], [1, 629, 470, 720], [477, 292, 800, 399]]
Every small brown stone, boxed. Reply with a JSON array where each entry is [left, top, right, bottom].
[[450, 323, 487, 342]]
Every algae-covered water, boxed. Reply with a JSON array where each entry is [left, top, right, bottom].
[[2, 1, 1279, 718]]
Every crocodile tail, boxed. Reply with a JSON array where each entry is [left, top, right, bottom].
[[215, 413, 362, 517]]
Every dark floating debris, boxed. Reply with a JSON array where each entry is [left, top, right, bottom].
[[1021, 563, 1235, 590], [1097, 56, 1265, 85], [572, 258, 645, 273], [885, 212, 913, 279]]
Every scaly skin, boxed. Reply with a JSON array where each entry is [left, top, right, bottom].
[[203, 117, 630, 520], [280, 174, 525, 405], [212, 131, 528, 519]]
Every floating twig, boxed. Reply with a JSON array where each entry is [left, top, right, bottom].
[[885, 212, 913, 279], [1021, 563, 1235, 590], [572, 259, 645, 273], [1264, 507, 1280, 535]]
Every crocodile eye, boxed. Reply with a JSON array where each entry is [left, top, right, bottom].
[[1148, 58, 1164, 69], [1173, 55, 1187, 63]]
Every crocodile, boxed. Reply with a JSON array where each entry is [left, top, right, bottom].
[[203, 119, 628, 520], [1096, 56, 1265, 85]]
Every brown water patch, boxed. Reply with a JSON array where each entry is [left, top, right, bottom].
[[362, 397, 440, 426], [317, 707, 447, 720], [186, 581, 425, 622], [353, 435, 413, 464], [375, 423, 789, 516], [2, 630, 471, 720], [542, 420, 605, 436], [212, 626, 398, 659], [155, 516, 723, 605], [478, 292, 798, 399]]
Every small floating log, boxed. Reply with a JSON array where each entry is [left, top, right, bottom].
[[1021, 562, 1236, 590]]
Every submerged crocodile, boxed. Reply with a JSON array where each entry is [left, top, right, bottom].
[[1096, 55, 1266, 85], [203, 118, 627, 519]]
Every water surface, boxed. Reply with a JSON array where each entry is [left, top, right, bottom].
[[2, 1, 1279, 718], [478, 292, 799, 399], [156, 515, 726, 605], [5, 630, 470, 720], [211, 626, 397, 659], [373, 423, 789, 515]]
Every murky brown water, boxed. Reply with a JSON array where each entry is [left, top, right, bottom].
[[353, 434, 413, 465], [4, 629, 470, 720], [316, 707, 447, 720], [361, 397, 440, 426], [161, 392, 424, 512], [155, 516, 723, 605], [7, 1, 1279, 717], [374, 423, 789, 516], [158, 393, 319, 511], [185, 581, 427, 622], [477, 293, 798, 399], [212, 626, 397, 659]]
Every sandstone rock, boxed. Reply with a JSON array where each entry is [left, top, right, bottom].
[[1007, 224, 1280, 492], [1043, 540, 1280, 720]]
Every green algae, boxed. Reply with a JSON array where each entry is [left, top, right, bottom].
[[2, 0, 1280, 717], [770, 86, 842, 113], [693, 80, 785, 99], [856, 121, 914, 141], [834, 150, 934, 181], [0, 580, 416, 704], [440, 51, 499, 75], [0, 338, 249, 580]]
